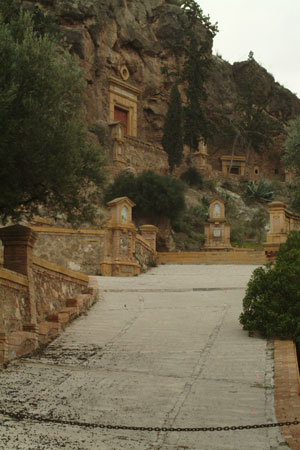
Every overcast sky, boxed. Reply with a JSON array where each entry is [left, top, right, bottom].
[[196, 0, 300, 98]]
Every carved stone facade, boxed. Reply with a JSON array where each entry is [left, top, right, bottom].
[[221, 156, 246, 177], [22, 0, 300, 182], [109, 75, 141, 137]]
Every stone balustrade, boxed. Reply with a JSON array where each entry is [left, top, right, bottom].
[[0, 225, 99, 364]]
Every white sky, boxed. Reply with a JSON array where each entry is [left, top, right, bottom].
[[197, 0, 300, 98]]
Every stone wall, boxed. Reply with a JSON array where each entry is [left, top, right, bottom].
[[32, 257, 89, 323], [157, 249, 267, 265], [0, 268, 30, 333], [32, 226, 105, 275], [112, 135, 169, 174]]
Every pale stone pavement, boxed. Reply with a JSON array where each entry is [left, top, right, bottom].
[[0, 265, 290, 450]]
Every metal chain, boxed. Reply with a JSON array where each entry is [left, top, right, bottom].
[[0, 409, 299, 432]]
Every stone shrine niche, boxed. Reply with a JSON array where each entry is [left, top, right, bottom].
[[221, 156, 246, 177], [213, 202, 221, 218], [204, 197, 231, 248]]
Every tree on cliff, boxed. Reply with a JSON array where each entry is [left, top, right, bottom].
[[162, 84, 184, 173], [180, 0, 217, 151], [227, 59, 283, 175], [0, 0, 105, 224], [104, 171, 186, 223], [182, 37, 213, 151]]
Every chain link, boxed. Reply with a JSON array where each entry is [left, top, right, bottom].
[[0, 409, 299, 432]]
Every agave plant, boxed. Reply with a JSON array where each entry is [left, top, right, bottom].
[[245, 179, 274, 202]]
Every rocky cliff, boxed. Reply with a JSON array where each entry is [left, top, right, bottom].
[[25, 0, 300, 177]]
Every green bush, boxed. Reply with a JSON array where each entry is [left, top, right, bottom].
[[180, 167, 203, 188], [104, 170, 186, 221], [240, 230, 300, 342], [172, 204, 208, 235]]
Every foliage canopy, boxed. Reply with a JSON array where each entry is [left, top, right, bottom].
[[104, 171, 186, 221], [0, 0, 105, 224], [240, 230, 300, 343], [180, 167, 203, 188]]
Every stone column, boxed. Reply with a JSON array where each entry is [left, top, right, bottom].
[[0, 224, 38, 276], [0, 225, 38, 332]]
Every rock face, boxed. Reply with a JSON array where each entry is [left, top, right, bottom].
[[27, 0, 300, 179]]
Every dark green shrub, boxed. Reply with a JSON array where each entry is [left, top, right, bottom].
[[180, 167, 203, 188], [104, 172, 136, 204], [221, 180, 233, 190], [172, 204, 208, 235], [104, 170, 186, 221], [240, 230, 300, 342]]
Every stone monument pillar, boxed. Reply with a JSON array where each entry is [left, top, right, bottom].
[[204, 197, 231, 248], [100, 197, 140, 276], [0, 224, 38, 332]]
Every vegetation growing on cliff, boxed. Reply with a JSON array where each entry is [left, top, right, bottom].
[[162, 84, 184, 173], [0, 0, 105, 224], [104, 171, 185, 222], [180, 0, 217, 151], [281, 115, 300, 213]]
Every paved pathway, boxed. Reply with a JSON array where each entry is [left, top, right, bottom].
[[0, 265, 290, 449]]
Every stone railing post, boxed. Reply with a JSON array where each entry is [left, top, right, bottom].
[[0, 224, 38, 276], [268, 202, 286, 235], [0, 225, 38, 332], [139, 225, 158, 253]]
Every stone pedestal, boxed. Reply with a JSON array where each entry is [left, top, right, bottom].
[[100, 197, 141, 276], [204, 198, 231, 248], [0, 225, 38, 276], [0, 224, 39, 347], [139, 225, 158, 253], [110, 121, 127, 167]]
